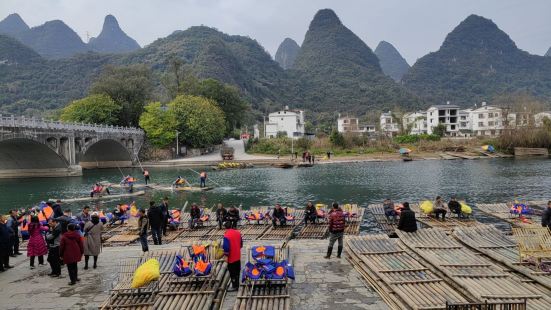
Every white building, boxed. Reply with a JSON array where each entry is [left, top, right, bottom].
[[337, 116, 376, 135], [264, 106, 305, 139], [426, 103, 460, 136], [458, 109, 472, 134], [468, 103, 504, 136], [380, 112, 400, 136], [402, 111, 427, 135], [534, 111, 551, 127]]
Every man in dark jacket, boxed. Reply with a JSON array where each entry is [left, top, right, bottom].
[[448, 196, 462, 218], [46, 218, 62, 277], [215, 203, 228, 229], [0, 215, 14, 271], [226, 206, 240, 229], [147, 201, 163, 245], [304, 201, 317, 225], [189, 204, 201, 229], [541, 201, 551, 228], [398, 202, 417, 233], [6, 210, 22, 256], [159, 197, 170, 236], [271, 204, 287, 227], [52, 200, 64, 218], [56, 209, 73, 234], [325, 203, 345, 259]]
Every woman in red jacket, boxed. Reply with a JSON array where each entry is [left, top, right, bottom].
[[60, 223, 84, 285], [27, 216, 48, 269]]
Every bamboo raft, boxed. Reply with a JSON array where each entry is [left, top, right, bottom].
[[258, 226, 294, 240], [476, 203, 541, 228], [295, 224, 328, 239], [367, 204, 397, 234], [233, 245, 291, 310], [50, 190, 146, 203], [411, 203, 482, 231], [148, 185, 214, 192], [346, 235, 471, 309], [175, 227, 214, 242], [147, 229, 184, 244], [240, 225, 271, 241], [396, 228, 551, 309], [104, 233, 140, 247], [453, 225, 551, 290]]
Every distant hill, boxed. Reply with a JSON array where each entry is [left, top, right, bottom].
[[402, 14, 551, 105], [88, 15, 140, 54], [290, 9, 420, 114], [546, 47, 550, 57], [0, 13, 29, 36], [275, 38, 300, 69], [374, 41, 410, 82], [16, 20, 88, 59], [0, 34, 42, 65]]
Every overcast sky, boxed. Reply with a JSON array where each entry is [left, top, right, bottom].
[[2, 0, 550, 64]]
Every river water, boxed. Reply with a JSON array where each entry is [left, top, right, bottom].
[[1, 158, 550, 231]]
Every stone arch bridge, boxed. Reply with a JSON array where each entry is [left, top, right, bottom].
[[0, 115, 144, 178]]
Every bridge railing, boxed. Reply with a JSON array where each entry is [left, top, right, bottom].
[[0, 115, 144, 135]]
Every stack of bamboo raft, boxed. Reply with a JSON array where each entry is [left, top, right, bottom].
[[346, 235, 471, 309], [453, 225, 551, 290], [100, 246, 229, 310], [396, 228, 551, 309], [476, 203, 542, 228], [233, 245, 291, 310]]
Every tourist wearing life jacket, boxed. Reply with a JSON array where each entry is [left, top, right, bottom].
[[121, 175, 135, 192], [271, 204, 287, 227], [199, 171, 207, 188], [60, 224, 84, 285], [46, 218, 62, 277], [6, 210, 22, 257], [110, 204, 126, 225], [304, 201, 317, 225], [173, 176, 188, 188], [325, 203, 345, 259], [216, 203, 228, 229], [397, 202, 417, 233], [189, 204, 201, 229], [143, 170, 150, 185], [223, 221, 243, 291], [383, 199, 397, 224], [147, 201, 163, 245], [542, 201, 551, 228]]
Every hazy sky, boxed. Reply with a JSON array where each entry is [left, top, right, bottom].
[[2, 0, 550, 64]]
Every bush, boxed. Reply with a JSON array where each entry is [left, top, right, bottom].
[[329, 130, 346, 148], [394, 134, 440, 144]]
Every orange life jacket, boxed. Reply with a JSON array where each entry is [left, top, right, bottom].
[[192, 245, 206, 256], [38, 206, 54, 223]]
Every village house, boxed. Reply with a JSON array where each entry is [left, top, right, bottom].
[[402, 111, 427, 135], [379, 112, 400, 137], [264, 106, 305, 139], [426, 103, 460, 136], [467, 103, 504, 136], [337, 115, 376, 135]]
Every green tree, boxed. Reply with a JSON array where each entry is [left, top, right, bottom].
[[60, 94, 121, 125], [329, 129, 346, 148], [138, 102, 177, 147], [169, 95, 226, 148], [433, 124, 447, 137], [90, 64, 154, 127]]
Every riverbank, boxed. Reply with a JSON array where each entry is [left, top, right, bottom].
[[0, 240, 387, 310]]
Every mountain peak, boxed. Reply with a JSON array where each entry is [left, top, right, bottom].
[[374, 41, 410, 81], [309, 9, 342, 29], [275, 38, 300, 69], [16, 20, 87, 59], [0, 13, 30, 36], [88, 14, 140, 53]]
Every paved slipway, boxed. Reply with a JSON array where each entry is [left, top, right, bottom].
[[0, 239, 387, 310], [163, 139, 275, 162]]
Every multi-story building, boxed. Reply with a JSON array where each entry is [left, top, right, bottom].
[[458, 109, 472, 135], [402, 111, 427, 135], [337, 116, 376, 135], [426, 103, 460, 136], [380, 112, 400, 137], [264, 106, 305, 139], [468, 103, 504, 136]]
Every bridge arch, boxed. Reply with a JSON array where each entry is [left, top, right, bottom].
[[0, 138, 69, 170], [80, 138, 134, 169]]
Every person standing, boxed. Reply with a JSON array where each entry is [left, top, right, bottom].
[[6, 210, 22, 256], [83, 214, 103, 270], [52, 200, 64, 218], [324, 203, 345, 259], [199, 171, 208, 188], [433, 196, 448, 221], [397, 202, 417, 233], [216, 203, 228, 229], [143, 169, 150, 185], [0, 215, 13, 272], [147, 201, 163, 245], [159, 197, 170, 236], [60, 224, 83, 285], [45, 218, 62, 277], [138, 209, 149, 253], [223, 221, 242, 292], [542, 201, 551, 228], [79, 206, 92, 224], [27, 216, 48, 269], [304, 201, 317, 225]]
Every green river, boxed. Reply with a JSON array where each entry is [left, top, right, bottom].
[[1, 158, 550, 232]]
